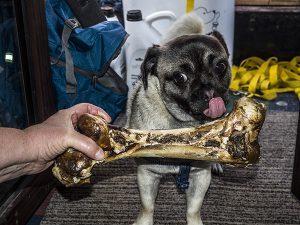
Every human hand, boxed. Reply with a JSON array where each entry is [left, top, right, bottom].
[[23, 103, 111, 175]]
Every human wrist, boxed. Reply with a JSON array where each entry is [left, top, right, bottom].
[[21, 125, 41, 164], [0, 128, 31, 170], [13, 126, 52, 175]]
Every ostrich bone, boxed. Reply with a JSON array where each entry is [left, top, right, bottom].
[[52, 97, 266, 186]]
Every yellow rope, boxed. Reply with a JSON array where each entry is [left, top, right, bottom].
[[230, 56, 300, 100], [186, 0, 195, 13]]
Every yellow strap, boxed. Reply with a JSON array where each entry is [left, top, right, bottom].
[[240, 71, 254, 85], [248, 72, 261, 93], [269, 64, 279, 87], [230, 56, 300, 100], [290, 56, 300, 71], [186, 0, 195, 13], [260, 80, 270, 90], [296, 87, 300, 99]]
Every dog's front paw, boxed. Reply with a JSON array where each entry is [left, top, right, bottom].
[[133, 211, 154, 225], [211, 163, 223, 175], [187, 213, 203, 225]]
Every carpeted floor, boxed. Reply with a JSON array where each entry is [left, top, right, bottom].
[[41, 111, 300, 225]]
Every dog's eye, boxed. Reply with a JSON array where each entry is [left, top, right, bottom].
[[215, 62, 227, 74], [172, 72, 188, 85]]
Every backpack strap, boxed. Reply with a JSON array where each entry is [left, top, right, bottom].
[[176, 164, 191, 192], [62, 18, 81, 94], [50, 57, 128, 95]]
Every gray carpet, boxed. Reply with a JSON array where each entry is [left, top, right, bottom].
[[41, 111, 300, 225]]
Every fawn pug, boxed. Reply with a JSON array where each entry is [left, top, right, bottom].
[[126, 13, 231, 225]]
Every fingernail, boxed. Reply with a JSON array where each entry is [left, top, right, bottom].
[[95, 149, 104, 160]]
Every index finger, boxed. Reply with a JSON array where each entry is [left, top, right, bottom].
[[69, 103, 112, 123]]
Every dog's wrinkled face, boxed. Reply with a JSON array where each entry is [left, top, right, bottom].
[[141, 32, 231, 122]]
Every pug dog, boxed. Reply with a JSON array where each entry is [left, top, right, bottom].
[[126, 13, 231, 225]]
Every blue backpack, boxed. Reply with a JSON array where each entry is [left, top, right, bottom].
[[45, 0, 128, 121]]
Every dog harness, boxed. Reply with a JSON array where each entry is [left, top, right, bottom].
[[176, 164, 191, 192], [143, 158, 191, 192]]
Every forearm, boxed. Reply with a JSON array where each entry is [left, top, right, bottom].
[[0, 163, 30, 183], [0, 126, 53, 183], [0, 128, 29, 170]]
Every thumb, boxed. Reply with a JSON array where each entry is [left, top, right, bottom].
[[66, 131, 104, 160]]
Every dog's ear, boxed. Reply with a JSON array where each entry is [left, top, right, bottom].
[[141, 45, 161, 90], [209, 31, 229, 57]]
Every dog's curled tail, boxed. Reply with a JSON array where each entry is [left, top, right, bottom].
[[161, 13, 204, 44]]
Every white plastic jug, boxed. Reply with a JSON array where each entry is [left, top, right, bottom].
[[122, 0, 235, 62], [124, 10, 176, 90], [102, 7, 127, 79]]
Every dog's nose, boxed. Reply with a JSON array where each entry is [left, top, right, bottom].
[[204, 90, 215, 100]]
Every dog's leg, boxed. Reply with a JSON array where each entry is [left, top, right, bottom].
[[211, 163, 223, 174], [186, 166, 211, 225], [133, 164, 162, 225]]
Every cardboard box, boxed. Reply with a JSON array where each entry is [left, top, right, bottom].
[[236, 0, 300, 5], [236, 0, 269, 5], [269, 0, 300, 5]]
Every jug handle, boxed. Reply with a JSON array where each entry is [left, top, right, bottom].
[[145, 11, 177, 37]]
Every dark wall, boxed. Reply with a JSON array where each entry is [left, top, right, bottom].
[[233, 6, 300, 64]]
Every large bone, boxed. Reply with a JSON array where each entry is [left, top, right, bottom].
[[53, 97, 266, 186]]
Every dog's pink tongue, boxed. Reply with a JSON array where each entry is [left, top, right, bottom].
[[203, 97, 226, 119]]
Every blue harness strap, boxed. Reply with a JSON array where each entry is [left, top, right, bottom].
[[176, 164, 191, 192], [141, 158, 192, 192]]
